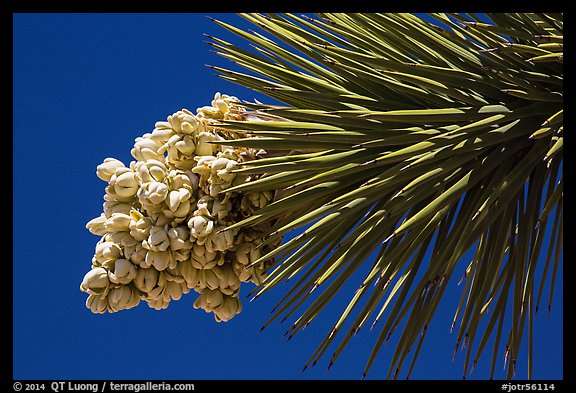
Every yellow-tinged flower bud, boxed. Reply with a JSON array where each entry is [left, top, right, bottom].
[[80, 267, 110, 296], [86, 214, 107, 236], [213, 99, 229, 114], [133, 267, 159, 293], [86, 294, 109, 314], [129, 213, 153, 241], [105, 212, 132, 232], [195, 132, 219, 156], [197, 105, 222, 119], [107, 258, 138, 285], [97, 158, 125, 182]]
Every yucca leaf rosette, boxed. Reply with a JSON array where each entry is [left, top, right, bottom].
[[204, 13, 563, 378]]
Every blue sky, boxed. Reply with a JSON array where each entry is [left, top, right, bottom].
[[12, 13, 563, 381]]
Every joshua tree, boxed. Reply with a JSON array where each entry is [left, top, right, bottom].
[[81, 13, 563, 379]]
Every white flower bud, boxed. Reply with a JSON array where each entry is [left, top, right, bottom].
[[80, 267, 110, 296], [86, 214, 108, 236], [107, 259, 138, 285], [97, 158, 125, 182]]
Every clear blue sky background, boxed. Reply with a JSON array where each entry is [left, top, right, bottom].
[[13, 13, 563, 381]]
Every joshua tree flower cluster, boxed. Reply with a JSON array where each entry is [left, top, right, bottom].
[[81, 93, 278, 322]]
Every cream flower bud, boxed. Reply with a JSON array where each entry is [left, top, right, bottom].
[[149, 126, 174, 145], [168, 169, 198, 192], [133, 267, 159, 293], [167, 189, 192, 212], [146, 298, 170, 310], [105, 231, 138, 248], [197, 105, 222, 119], [211, 199, 232, 220], [233, 260, 252, 282], [144, 250, 174, 271], [204, 267, 221, 291], [107, 259, 137, 285], [195, 132, 219, 156], [218, 264, 240, 296], [97, 158, 125, 182], [193, 288, 224, 312], [190, 245, 222, 270], [143, 226, 170, 252], [136, 159, 167, 183], [205, 228, 234, 253], [188, 215, 215, 239], [129, 243, 148, 267], [234, 242, 251, 266], [138, 181, 169, 206], [103, 200, 132, 218], [105, 212, 132, 232], [165, 281, 188, 301], [214, 295, 242, 322], [113, 170, 139, 198], [131, 136, 163, 162], [86, 214, 108, 236], [86, 294, 109, 314], [80, 267, 110, 296], [107, 285, 140, 312], [94, 241, 122, 263], [174, 135, 196, 156], [167, 226, 190, 251], [179, 260, 200, 289]]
